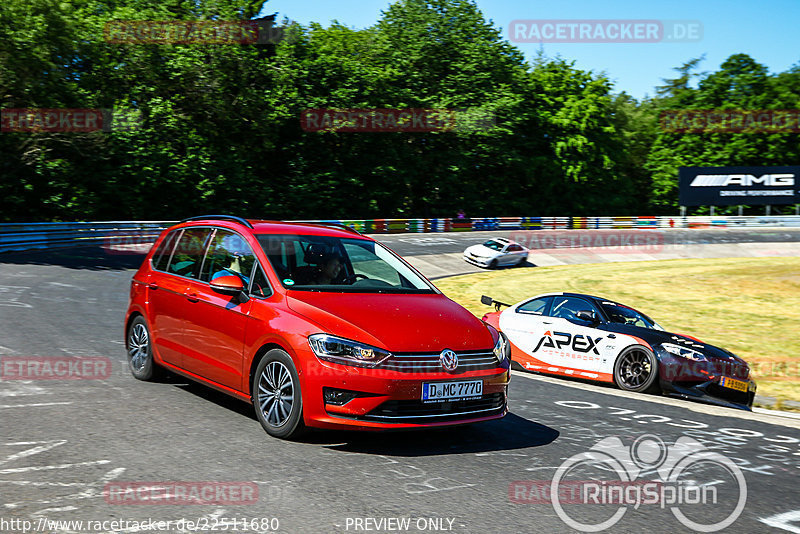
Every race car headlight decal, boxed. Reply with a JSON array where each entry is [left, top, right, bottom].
[[493, 333, 510, 363], [308, 334, 391, 368], [661, 343, 708, 362]]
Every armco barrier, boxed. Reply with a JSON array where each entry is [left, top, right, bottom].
[[0, 221, 171, 253], [3, 215, 800, 254]]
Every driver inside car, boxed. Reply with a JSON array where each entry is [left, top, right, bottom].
[[313, 254, 344, 285]]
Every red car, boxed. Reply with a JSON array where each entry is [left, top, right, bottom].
[[125, 215, 509, 439]]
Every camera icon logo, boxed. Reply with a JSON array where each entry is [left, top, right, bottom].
[[551, 434, 747, 532]]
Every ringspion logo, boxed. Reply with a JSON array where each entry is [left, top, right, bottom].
[[511, 435, 747, 532]]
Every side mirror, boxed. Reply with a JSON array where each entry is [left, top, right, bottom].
[[210, 275, 245, 292], [481, 295, 493, 306], [210, 275, 248, 303], [575, 310, 599, 324]]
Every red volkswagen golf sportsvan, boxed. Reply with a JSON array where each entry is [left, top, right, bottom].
[[125, 216, 510, 439]]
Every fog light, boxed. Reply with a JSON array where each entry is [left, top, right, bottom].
[[323, 387, 358, 406]]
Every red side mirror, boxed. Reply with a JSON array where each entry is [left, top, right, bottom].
[[210, 275, 245, 293]]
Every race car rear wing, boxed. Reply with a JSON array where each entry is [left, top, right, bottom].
[[480, 295, 511, 311]]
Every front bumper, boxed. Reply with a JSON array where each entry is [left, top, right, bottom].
[[660, 379, 756, 410], [299, 347, 511, 430], [657, 351, 756, 410], [463, 254, 492, 268]]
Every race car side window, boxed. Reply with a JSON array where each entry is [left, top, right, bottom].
[[550, 296, 602, 322], [517, 296, 552, 315]]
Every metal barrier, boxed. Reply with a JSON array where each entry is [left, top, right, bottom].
[[3, 216, 800, 253], [0, 221, 172, 253]]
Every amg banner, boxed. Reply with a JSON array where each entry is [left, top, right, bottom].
[[679, 165, 800, 206]]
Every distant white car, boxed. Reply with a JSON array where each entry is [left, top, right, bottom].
[[463, 237, 528, 268]]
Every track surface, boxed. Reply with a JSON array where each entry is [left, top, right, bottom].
[[1, 231, 799, 534]]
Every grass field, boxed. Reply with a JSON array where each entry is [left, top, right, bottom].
[[435, 257, 800, 405]]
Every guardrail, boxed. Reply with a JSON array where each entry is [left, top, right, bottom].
[[3, 215, 800, 253], [0, 221, 171, 253]]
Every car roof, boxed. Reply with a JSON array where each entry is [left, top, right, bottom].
[[483, 237, 516, 245], [250, 220, 365, 238], [524, 291, 610, 302], [175, 217, 366, 239]]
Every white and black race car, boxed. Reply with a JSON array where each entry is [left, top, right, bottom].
[[463, 237, 528, 269], [481, 292, 756, 410]]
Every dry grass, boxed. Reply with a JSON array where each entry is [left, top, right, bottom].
[[435, 257, 800, 403]]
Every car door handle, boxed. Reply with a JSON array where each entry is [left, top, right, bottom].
[[542, 321, 552, 325], [184, 291, 199, 302], [607, 334, 616, 339], [148, 282, 158, 290]]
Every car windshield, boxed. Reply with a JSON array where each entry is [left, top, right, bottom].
[[601, 302, 664, 330], [482, 240, 503, 251], [256, 234, 435, 293]]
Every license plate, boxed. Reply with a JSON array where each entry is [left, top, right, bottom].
[[422, 380, 483, 403], [719, 376, 748, 392]]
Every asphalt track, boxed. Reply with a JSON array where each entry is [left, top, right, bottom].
[[1, 229, 799, 534]]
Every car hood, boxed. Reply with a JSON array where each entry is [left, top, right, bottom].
[[286, 291, 495, 353], [602, 324, 749, 366], [465, 244, 495, 257]]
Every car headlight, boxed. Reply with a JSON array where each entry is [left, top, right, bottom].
[[661, 343, 708, 362], [308, 334, 391, 368], [493, 332, 510, 363]]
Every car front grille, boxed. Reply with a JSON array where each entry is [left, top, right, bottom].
[[360, 392, 506, 423], [379, 350, 498, 373], [710, 359, 750, 380]]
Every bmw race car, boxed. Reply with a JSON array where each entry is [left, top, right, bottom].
[[463, 237, 528, 269], [481, 293, 756, 410]]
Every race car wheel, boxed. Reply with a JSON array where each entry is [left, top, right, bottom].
[[489, 259, 498, 269], [613, 345, 659, 393]]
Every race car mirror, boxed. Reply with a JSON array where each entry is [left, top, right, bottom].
[[575, 310, 600, 324]]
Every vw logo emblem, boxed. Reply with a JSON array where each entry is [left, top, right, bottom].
[[439, 349, 458, 371]]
